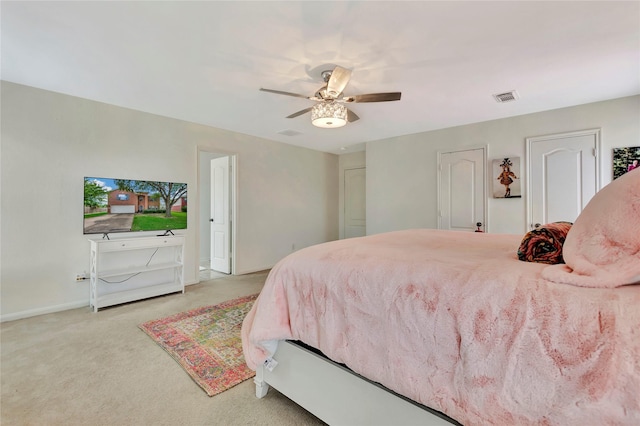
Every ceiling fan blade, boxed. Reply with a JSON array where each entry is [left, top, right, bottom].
[[347, 109, 360, 123], [326, 66, 352, 97], [346, 92, 402, 103], [286, 107, 313, 119], [260, 88, 311, 99]]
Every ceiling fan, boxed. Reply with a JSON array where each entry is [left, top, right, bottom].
[[259, 65, 401, 128]]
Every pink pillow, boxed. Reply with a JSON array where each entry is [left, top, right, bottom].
[[542, 169, 640, 288]]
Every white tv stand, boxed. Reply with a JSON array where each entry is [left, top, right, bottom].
[[89, 235, 185, 312]]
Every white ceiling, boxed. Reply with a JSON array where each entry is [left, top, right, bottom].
[[2, 1, 639, 155]]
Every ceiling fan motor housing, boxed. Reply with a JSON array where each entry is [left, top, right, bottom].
[[321, 70, 333, 82]]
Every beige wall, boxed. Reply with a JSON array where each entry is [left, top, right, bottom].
[[0, 82, 339, 320], [366, 95, 640, 235], [3, 80, 637, 321]]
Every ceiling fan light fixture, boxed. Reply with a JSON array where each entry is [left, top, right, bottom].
[[311, 101, 347, 128]]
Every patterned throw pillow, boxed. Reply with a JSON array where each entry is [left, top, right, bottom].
[[517, 222, 573, 264]]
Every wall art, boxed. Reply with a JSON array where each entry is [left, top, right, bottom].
[[493, 157, 521, 198], [612, 146, 640, 179]]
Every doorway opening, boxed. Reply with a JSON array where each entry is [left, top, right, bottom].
[[198, 150, 237, 280], [343, 167, 366, 238]]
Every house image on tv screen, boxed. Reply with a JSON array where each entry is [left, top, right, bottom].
[[108, 189, 186, 213], [109, 190, 158, 213]]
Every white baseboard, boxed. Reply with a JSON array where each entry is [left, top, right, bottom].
[[1, 300, 88, 323], [2, 279, 200, 323]]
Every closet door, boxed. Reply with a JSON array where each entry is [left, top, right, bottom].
[[438, 147, 486, 232], [344, 167, 366, 238], [526, 129, 600, 230]]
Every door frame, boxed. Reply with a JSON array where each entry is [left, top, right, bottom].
[[525, 128, 601, 232], [436, 145, 488, 232], [197, 148, 238, 276]]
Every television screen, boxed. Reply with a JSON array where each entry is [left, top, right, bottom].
[[83, 177, 187, 235]]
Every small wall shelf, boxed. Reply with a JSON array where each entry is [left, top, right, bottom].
[[89, 235, 185, 312]]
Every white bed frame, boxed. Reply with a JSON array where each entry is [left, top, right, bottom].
[[254, 340, 458, 426]]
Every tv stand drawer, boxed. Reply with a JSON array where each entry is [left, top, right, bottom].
[[94, 235, 183, 252]]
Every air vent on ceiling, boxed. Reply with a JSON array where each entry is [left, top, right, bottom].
[[277, 129, 303, 137], [493, 90, 519, 103]]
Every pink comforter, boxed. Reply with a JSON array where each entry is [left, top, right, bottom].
[[242, 229, 640, 425]]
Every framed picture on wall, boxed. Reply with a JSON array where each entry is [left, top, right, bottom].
[[613, 146, 640, 179], [492, 157, 521, 198]]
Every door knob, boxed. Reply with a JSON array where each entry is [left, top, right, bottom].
[[210, 218, 214, 222]]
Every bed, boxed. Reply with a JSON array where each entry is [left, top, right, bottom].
[[241, 170, 640, 425]]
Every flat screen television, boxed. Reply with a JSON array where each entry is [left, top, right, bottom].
[[83, 177, 187, 236]]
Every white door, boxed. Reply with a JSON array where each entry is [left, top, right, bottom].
[[210, 156, 230, 273], [526, 129, 600, 230], [438, 148, 486, 232], [344, 167, 366, 238]]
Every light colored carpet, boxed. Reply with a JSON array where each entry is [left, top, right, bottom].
[[1, 272, 325, 425]]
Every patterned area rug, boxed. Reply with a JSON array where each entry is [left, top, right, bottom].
[[139, 294, 259, 396]]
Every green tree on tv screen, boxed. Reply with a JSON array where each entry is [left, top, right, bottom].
[[84, 179, 109, 208]]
